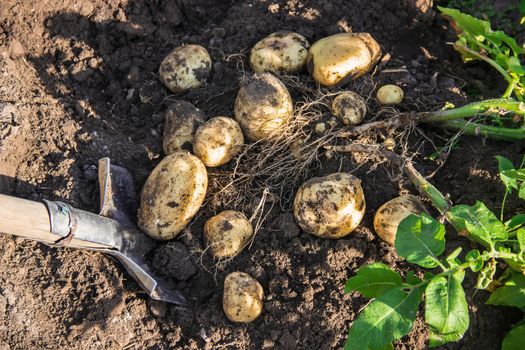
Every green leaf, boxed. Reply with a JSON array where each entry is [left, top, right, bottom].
[[486, 274, 525, 308], [445, 247, 462, 268], [476, 259, 497, 290], [344, 263, 403, 298], [496, 156, 518, 192], [518, 228, 525, 253], [406, 270, 422, 285], [507, 214, 525, 230], [344, 287, 423, 350], [502, 322, 525, 350], [502, 169, 525, 181], [395, 214, 446, 269], [425, 272, 469, 347], [520, 183, 525, 201], [465, 249, 484, 272]]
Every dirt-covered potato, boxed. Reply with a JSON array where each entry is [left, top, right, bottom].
[[204, 210, 253, 258], [293, 172, 366, 238], [159, 44, 211, 92], [223, 272, 264, 323], [376, 84, 404, 105], [234, 73, 293, 140], [163, 100, 205, 154], [332, 91, 367, 126], [250, 31, 310, 74], [138, 152, 208, 241], [373, 194, 427, 245], [307, 33, 381, 86], [193, 117, 244, 167]]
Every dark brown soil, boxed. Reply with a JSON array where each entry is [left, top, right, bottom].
[[0, 1, 524, 349]]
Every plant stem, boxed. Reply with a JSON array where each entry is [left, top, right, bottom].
[[440, 119, 525, 141], [453, 44, 513, 85]]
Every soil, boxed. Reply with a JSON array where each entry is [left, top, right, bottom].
[[0, 1, 524, 349]]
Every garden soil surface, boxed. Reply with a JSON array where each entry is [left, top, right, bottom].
[[1, 0, 524, 349]]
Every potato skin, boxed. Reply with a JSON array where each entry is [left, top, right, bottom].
[[159, 44, 211, 92], [163, 101, 205, 154], [373, 194, 427, 245], [307, 33, 381, 86], [138, 152, 208, 241], [376, 84, 404, 105], [332, 91, 367, 126], [250, 31, 310, 74], [204, 210, 253, 258], [193, 117, 244, 167], [223, 272, 264, 323], [234, 73, 293, 141], [293, 172, 366, 238]]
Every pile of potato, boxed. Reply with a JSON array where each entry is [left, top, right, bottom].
[[138, 30, 412, 322]]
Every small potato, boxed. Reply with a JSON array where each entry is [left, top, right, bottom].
[[204, 210, 253, 258], [307, 33, 381, 86], [159, 44, 211, 92], [138, 152, 208, 241], [332, 91, 367, 126], [223, 272, 264, 323], [234, 73, 293, 141], [376, 84, 404, 105], [373, 194, 427, 245], [250, 31, 310, 74], [193, 117, 244, 167], [163, 101, 205, 154], [293, 173, 366, 238]]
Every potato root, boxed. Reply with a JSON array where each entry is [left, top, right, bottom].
[[307, 33, 381, 86], [204, 210, 253, 258], [159, 44, 211, 92], [234, 73, 293, 140], [376, 84, 404, 105], [163, 100, 205, 154], [223, 272, 264, 323], [373, 194, 427, 245], [138, 152, 208, 240], [293, 172, 366, 238], [332, 91, 367, 126], [250, 31, 310, 74]]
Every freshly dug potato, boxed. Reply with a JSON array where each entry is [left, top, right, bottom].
[[138, 152, 208, 240], [250, 31, 310, 74], [376, 84, 404, 105], [159, 44, 211, 92], [234, 73, 293, 140], [307, 33, 381, 86], [193, 117, 244, 167], [332, 91, 367, 126], [204, 210, 253, 258], [163, 100, 205, 154], [223, 272, 264, 323], [293, 172, 366, 238], [373, 194, 427, 245]]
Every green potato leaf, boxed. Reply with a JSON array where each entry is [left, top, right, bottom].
[[506, 214, 525, 230], [518, 228, 525, 253], [465, 249, 484, 272], [445, 247, 462, 268], [344, 263, 403, 298], [502, 322, 525, 350], [486, 274, 525, 308], [476, 259, 497, 290], [425, 272, 469, 347], [496, 155, 518, 192], [395, 213, 446, 269], [345, 287, 423, 350]]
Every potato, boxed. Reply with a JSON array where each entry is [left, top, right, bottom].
[[159, 44, 211, 92], [307, 33, 381, 86], [138, 152, 208, 240], [234, 73, 293, 140], [332, 91, 367, 126], [250, 31, 310, 74], [204, 210, 253, 258], [223, 272, 264, 323], [373, 194, 427, 245], [293, 172, 366, 238], [376, 84, 404, 105], [193, 117, 244, 167], [163, 101, 205, 154]]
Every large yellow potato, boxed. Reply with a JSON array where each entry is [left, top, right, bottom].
[[159, 44, 211, 92], [223, 272, 264, 323], [204, 210, 253, 258], [250, 31, 310, 74], [332, 91, 367, 126], [138, 152, 208, 240], [193, 117, 244, 167], [163, 100, 205, 154], [234, 73, 293, 140], [307, 33, 381, 86], [373, 194, 427, 245], [293, 173, 366, 238]]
